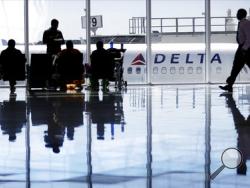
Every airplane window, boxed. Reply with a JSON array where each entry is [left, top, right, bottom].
[[187, 67, 193, 74], [161, 67, 167, 74], [127, 67, 132, 74], [153, 67, 158, 74], [196, 67, 202, 74], [216, 67, 222, 74], [170, 67, 176, 74], [179, 67, 184, 74], [136, 67, 141, 74]]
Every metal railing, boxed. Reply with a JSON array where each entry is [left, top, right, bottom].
[[129, 16, 237, 34]]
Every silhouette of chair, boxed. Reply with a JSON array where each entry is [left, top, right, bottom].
[[29, 54, 53, 89]]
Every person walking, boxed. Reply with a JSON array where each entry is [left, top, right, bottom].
[[219, 9, 250, 92]]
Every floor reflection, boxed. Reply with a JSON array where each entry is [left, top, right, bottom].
[[0, 85, 249, 187], [86, 91, 125, 140], [220, 92, 250, 176], [28, 94, 84, 153], [0, 95, 26, 142]]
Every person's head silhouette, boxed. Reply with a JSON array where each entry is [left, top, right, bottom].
[[51, 19, 59, 30], [237, 9, 247, 21], [8, 39, 15, 49], [66, 40, 74, 49], [96, 41, 104, 50]]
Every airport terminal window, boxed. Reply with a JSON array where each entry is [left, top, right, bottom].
[[2, 0, 250, 86], [210, 0, 250, 83], [0, 0, 25, 86], [151, 0, 205, 83]]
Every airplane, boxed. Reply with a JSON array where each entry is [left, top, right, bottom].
[[0, 36, 248, 85]]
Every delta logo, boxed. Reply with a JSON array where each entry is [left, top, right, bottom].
[[131, 53, 146, 65]]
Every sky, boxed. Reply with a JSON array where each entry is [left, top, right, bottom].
[[0, 0, 249, 43]]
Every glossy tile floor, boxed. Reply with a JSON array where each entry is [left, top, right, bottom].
[[0, 84, 250, 188]]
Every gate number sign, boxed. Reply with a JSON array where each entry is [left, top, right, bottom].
[[81, 15, 103, 28]]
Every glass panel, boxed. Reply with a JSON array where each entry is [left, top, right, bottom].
[[0, 89, 26, 187], [210, 1, 250, 83], [91, 0, 146, 85], [28, 0, 86, 90], [151, 86, 206, 186], [0, 0, 25, 87], [151, 0, 206, 84], [28, 1, 88, 186], [29, 94, 87, 187], [87, 89, 147, 186]]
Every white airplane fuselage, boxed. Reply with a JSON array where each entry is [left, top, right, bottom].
[[0, 43, 246, 84]]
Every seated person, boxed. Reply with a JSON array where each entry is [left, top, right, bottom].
[[55, 40, 84, 91], [90, 41, 114, 91], [0, 39, 26, 94]]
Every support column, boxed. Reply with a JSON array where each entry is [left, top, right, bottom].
[[86, 0, 91, 65], [146, 0, 152, 84], [205, 0, 211, 83]]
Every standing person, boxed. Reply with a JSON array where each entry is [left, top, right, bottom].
[[0, 39, 26, 94], [43, 19, 65, 55], [219, 9, 250, 92], [89, 41, 113, 91]]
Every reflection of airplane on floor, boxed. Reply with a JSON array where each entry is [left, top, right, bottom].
[[86, 91, 125, 140]]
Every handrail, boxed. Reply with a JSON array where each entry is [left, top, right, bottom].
[[129, 16, 237, 34]]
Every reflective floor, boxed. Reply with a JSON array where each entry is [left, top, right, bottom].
[[0, 84, 250, 188]]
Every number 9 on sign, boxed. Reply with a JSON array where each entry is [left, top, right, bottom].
[[91, 17, 97, 27], [81, 15, 103, 29]]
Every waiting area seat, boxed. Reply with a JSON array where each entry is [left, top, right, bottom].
[[28, 53, 84, 91], [29, 54, 54, 89]]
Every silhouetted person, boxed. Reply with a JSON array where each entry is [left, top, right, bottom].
[[44, 102, 65, 154], [0, 96, 26, 142], [55, 40, 84, 91], [89, 41, 113, 91], [43, 19, 65, 55], [220, 9, 250, 92], [0, 39, 26, 94], [221, 93, 250, 175]]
